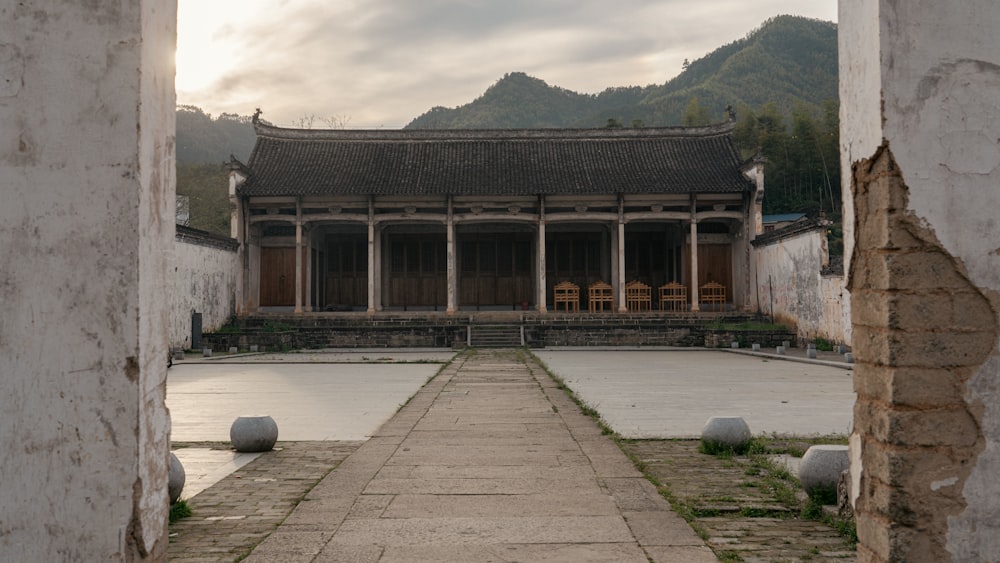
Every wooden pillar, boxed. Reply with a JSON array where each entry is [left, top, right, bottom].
[[537, 196, 547, 313], [294, 200, 303, 314], [367, 197, 376, 315], [616, 197, 627, 312], [446, 196, 456, 315]]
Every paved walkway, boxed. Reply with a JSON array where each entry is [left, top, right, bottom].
[[240, 349, 716, 562]]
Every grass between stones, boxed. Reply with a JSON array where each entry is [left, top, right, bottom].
[[169, 499, 192, 523]]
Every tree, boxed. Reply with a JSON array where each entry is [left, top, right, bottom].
[[176, 163, 230, 236], [682, 97, 712, 126]]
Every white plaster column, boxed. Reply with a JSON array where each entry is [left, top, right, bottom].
[[304, 226, 312, 312], [374, 225, 383, 311], [537, 197, 547, 313], [367, 197, 376, 315], [689, 219, 700, 312], [294, 202, 303, 314], [617, 202, 627, 312], [446, 197, 456, 314], [0, 2, 175, 559]]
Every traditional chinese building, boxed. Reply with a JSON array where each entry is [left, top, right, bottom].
[[228, 115, 765, 316]]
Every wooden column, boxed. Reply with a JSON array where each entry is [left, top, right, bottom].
[[367, 197, 376, 315], [616, 197, 627, 312], [537, 196, 547, 313], [446, 196, 456, 315], [294, 200, 303, 314]]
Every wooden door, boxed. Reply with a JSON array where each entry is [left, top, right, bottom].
[[460, 235, 533, 308], [260, 247, 298, 306], [387, 236, 446, 308], [325, 236, 367, 308], [685, 244, 732, 299]]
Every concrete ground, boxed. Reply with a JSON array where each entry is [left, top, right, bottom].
[[167, 347, 856, 561], [168, 349, 454, 442], [169, 347, 854, 501], [168, 349, 455, 499], [535, 348, 855, 438]]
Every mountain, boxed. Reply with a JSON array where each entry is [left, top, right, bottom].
[[406, 15, 837, 129], [176, 105, 256, 165]]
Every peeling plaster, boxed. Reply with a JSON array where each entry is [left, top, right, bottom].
[[950, 353, 1000, 560]]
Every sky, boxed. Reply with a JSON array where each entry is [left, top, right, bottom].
[[175, 1, 837, 129]]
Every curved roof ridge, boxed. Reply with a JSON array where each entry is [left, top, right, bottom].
[[251, 119, 737, 142]]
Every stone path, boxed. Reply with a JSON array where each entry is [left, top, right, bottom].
[[239, 348, 715, 562], [169, 441, 362, 562], [621, 440, 856, 562]]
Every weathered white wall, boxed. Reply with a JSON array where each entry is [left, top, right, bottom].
[[0, 2, 175, 560], [171, 228, 240, 349], [751, 227, 849, 344], [841, 1, 1000, 560]]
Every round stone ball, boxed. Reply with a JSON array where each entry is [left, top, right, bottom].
[[230, 415, 279, 452], [168, 452, 186, 504], [799, 445, 850, 497], [701, 416, 752, 450]]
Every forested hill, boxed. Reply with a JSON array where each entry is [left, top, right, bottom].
[[176, 105, 256, 164], [406, 15, 837, 129]]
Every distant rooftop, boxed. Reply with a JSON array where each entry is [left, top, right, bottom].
[[238, 119, 756, 198], [762, 213, 807, 223]]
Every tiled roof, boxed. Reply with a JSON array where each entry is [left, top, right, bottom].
[[239, 121, 754, 197], [762, 213, 807, 223]]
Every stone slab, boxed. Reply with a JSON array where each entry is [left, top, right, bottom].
[[364, 476, 600, 495], [373, 543, 650, 562], [622, 510, 706, 546], [331, 516, 636, 545], [381, 493, 620, 518]]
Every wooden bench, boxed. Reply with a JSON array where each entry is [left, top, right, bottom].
[[587, 281, 614, 313], [553, 281, 580, 313], [659, 282, 687, 312], [700, 282, 727, 311], [625, 280, 651, 312]]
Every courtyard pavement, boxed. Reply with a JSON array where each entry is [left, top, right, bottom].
[[167, 346, 855, 561], [535, 348, 855, 438]]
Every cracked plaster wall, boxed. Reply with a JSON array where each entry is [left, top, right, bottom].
[[170, 239, 240, 350], [840, 1, 1000, 561], [751, 228, 849, 344], [0, 2, 175, 560]]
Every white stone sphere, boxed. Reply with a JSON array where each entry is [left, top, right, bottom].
[[701, 416, 752, 449], [168, 452, 185, 504], [799, 445, 850, 497], [230, 415, 279, 452]]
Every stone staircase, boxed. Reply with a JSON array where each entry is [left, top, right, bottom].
[[468, 325, 524, 348]]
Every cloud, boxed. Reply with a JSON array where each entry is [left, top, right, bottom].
[[176, 0, 837, 127]]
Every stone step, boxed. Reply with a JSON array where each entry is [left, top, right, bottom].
[[469, 326, 523, 348]]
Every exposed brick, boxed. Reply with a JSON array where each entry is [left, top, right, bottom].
[[886, 330, 996, 369], [853, 364, 966, 408], [851, 289, 891, 328], [855, 511, 890, 562], [883, 251, 973, 291], [850, 325, 994, 369]]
